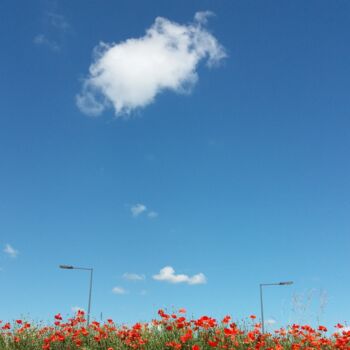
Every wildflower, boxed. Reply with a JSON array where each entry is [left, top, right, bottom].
[[2, 322, 10, 330], [208, 340, 219, 347], [318, 325, 328, 332], [180, 329, 192, 343], [222, 315, 231, 324], [14, 336, 20, 343], [54, 313, 62, 321]]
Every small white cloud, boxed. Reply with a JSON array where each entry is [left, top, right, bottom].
[[71, 306, 85, 313], [123, 273, 145, 281], [194, 11, 214, 24], [46, 12, 70, 31], [266, 319, 276, 325], [153, 266, 206, 285], [34, 34, 47, 44], [112, 286, 127, 295], [148, 211, 158, 219], [34, 12, 69, 52], [77, 11, 226, 116], [3, 244, 19, 258], [131, 203, 147, 217], [34, 34, 60, 51]]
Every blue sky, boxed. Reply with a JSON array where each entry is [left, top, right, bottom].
[[1, 0, 350, 329]]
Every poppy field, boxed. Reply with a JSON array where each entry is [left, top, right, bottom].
[[1, 309, 349, 350]]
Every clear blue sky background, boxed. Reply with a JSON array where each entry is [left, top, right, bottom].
[[0, 0, 349, 329]]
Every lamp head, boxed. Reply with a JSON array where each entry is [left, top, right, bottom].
[[279, 281, 293, 285], [59, 265, 74, 269]]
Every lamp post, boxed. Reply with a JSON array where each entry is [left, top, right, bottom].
[[59, 265, 94, 325], [259, 281, 293, 333]]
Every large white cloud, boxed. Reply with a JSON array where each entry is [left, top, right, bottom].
[[153, 266, 206, 285], [76, 11, 226, 116]]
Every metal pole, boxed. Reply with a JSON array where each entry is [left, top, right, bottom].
[[259, 281, 293, 334], [260, 284, 265, 334], [87, 268, 93, 325], [59, 265, 94, 326]]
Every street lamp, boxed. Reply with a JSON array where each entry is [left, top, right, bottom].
[[259, 281, 293, 333], [59, 265, 94, 325]]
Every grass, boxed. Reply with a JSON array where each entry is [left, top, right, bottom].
[[0, 309, 349, 349]]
